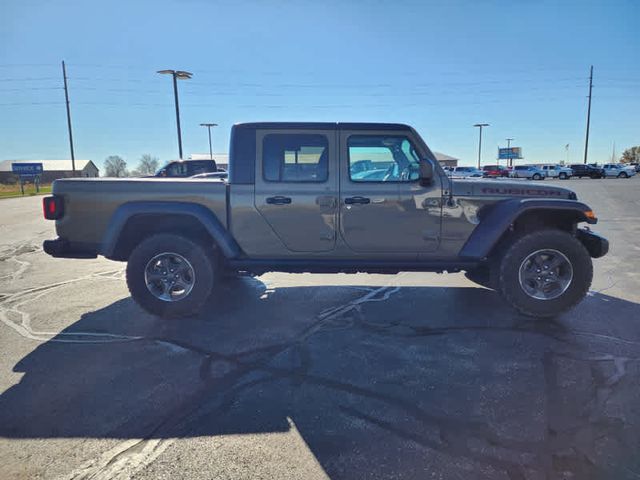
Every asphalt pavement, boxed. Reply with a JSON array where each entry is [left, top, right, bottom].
[[0, 178, 639, 480]]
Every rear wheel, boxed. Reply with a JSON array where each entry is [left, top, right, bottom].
[[497, 230, 592, 317], [126, 233, 216, 318]]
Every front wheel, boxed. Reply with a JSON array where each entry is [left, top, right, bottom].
[[559, 172, 568, 180], [126, 233, 216, 318], [618, 172, 628, 178], [497, 230, 592, 317], [532, 173, 542, 180]]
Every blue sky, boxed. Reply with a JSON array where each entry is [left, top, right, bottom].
[[1, 0, 638, 170]]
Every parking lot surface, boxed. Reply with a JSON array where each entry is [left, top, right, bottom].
[[1, 178, 639, 480]]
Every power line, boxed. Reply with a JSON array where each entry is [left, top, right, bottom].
[[0, 77, 59, 82]]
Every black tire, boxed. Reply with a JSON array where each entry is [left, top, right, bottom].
[[532, 173, 542, 180], [559, 172, 568, 180], [618, 172, 628, 178], [126, 233, 216, 318], [497, 230, 592, 318]]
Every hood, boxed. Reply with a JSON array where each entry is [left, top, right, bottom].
[[450, 179, 576, 200]]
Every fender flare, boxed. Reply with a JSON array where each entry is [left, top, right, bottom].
[[459, 198, 596, 260], [100, 201, 242, 259]]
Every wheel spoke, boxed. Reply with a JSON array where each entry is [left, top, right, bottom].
[[146, 270, 165, 282], [547, 255, 565, 270]]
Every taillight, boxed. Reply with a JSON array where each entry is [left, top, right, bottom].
[[43, 196, 64, 220]]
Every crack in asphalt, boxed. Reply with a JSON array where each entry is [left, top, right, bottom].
[[2, 254, 638, 479]]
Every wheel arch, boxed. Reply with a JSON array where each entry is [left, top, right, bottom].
[[459, 198, 597, 261], [101, 202, 242, 261]]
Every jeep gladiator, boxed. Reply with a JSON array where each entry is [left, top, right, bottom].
[[43, 122, 609, 318]]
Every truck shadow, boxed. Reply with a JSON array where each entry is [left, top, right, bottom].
[[1, 278, 639, 479]]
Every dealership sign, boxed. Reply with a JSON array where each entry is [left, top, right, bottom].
[[498, 147, 522, 160], [11, 162, 44, 176]]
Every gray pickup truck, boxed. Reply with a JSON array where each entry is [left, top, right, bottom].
[[43, 122, 608, 318]]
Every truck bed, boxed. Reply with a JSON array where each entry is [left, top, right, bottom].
[[51, 178, 228, 254]]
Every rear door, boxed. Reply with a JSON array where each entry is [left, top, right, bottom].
[[254, 128, 338, 252], [338, 129, 442, 254]]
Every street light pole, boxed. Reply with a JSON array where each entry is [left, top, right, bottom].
[[473, 123, 489, 169], [200, 123, 218, 160], [158, 69, 193, 159]]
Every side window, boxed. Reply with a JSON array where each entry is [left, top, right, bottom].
[[166, 162, 188, 176], [263, 134, 328, 182], [189, 161, 215, 176], [348, 135, 420, 182]]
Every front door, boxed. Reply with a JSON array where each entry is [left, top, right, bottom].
[[254, 129, 338, 252], [339, 130, 442, 253]]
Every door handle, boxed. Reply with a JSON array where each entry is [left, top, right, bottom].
[[344, 196, 370, 205], [266, 196, 292, 205]]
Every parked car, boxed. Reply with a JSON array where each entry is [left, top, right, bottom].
[[539, 165, 572, 180], [451, 166, 483, 178], [42, 121, 608, 319], [569, 164, 604, 179], [482, 165, 510, 178], [510, 165, 546, 180], [602, 163, 637, 178], [629, 162, 640, 173], [156, 159, 218, 177]]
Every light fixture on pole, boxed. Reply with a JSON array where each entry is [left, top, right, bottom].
[[157, 69, 193, 159], [473, 123, 490, 169], [200, 123, 218, 160]]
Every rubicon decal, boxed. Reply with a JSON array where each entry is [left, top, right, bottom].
[[481, 187, 564, 197]]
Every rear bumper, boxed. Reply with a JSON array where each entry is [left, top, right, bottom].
[[43, 238, 98, 259], [576, 229, 609, 259]]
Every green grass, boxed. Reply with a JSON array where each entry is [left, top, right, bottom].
[[0, 184, 53, 199]]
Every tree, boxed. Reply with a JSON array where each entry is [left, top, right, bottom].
[[136, 154, 159, 176], [621, 146, 640, 164], [104, 155, 128, 177]]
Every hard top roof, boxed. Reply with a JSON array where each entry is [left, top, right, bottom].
[[233, 122, 412, 131]]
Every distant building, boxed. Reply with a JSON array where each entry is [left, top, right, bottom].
[[433, 152, 459, 168], [0, 160, 99, 183], [189, 154, 229, 170]]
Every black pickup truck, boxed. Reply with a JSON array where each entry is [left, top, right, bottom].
[[43, 122, 608, 319]]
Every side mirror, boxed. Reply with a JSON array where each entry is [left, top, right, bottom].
[[419, 161, 434, 186]]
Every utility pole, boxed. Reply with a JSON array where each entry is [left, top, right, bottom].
[[62, 61, 76, 175], [157, 69, 193, 159], [583, 65, 593, 164], [474, 123, 489, 169], [506, 138, 514, 167], [200, 123, 218, 160]]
